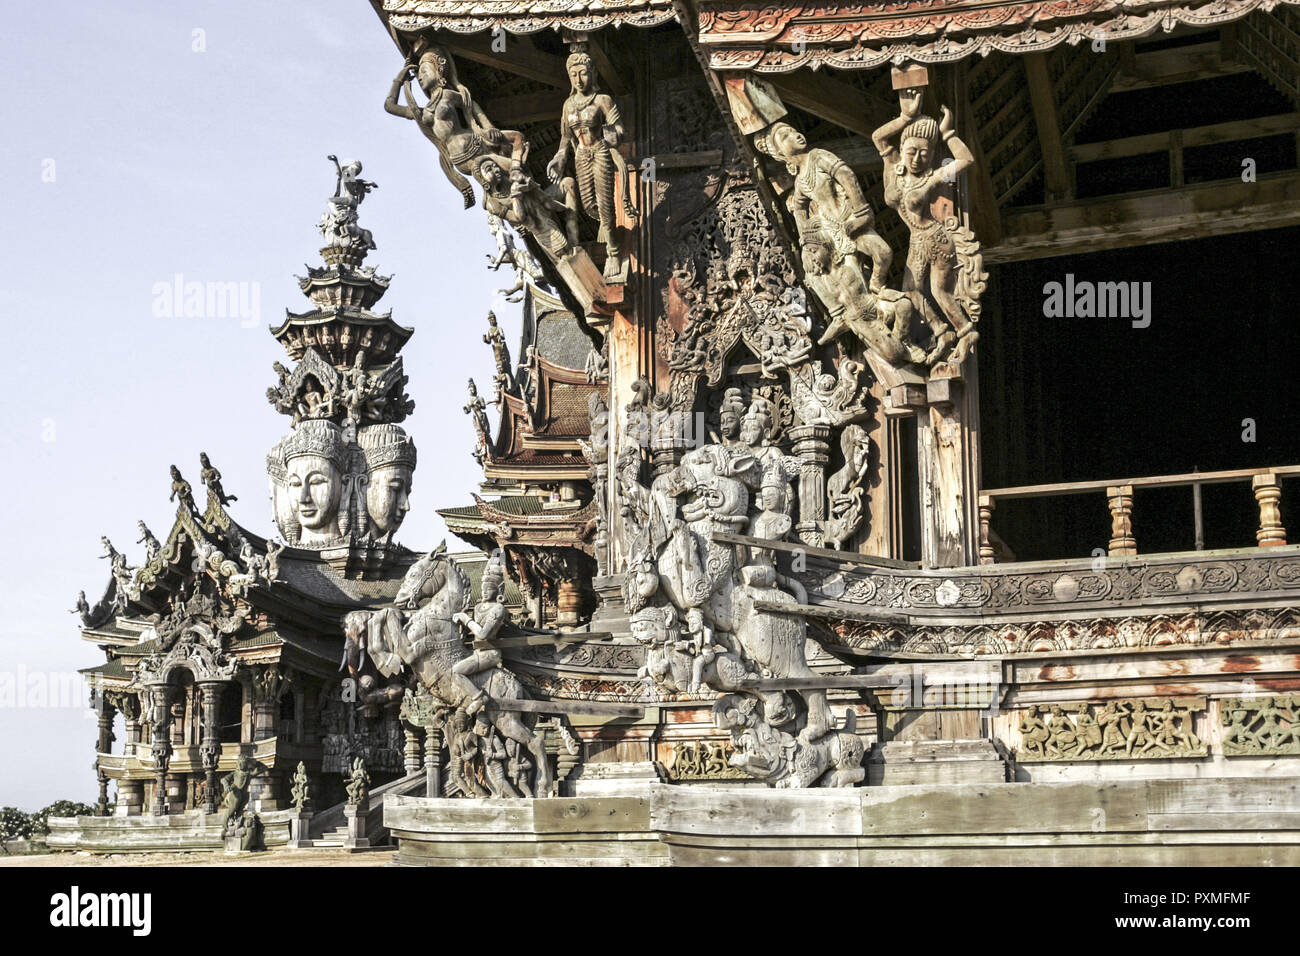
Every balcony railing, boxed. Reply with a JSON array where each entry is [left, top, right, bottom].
[[978, 466, 1300, 565]]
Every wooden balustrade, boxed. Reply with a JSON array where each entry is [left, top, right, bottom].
[[979, 465, 1300, 564]]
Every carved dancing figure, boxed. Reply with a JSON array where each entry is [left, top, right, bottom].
[[873, 90, 986, 366], [384, 47, 526, 209], [136, 521, 161, 561], [169, 465, 195, 511], [464, 378, 492, 465], [1019, 704, 1049, 757], [546, 50, 638, 280], [199, 452, 237, 505], [754, 122, 891, 291]]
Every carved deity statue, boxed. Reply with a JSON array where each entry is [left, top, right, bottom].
[[290, 761, 312, 812], [384, 46, 525, 210], [318, 156, 378, 251], [346, 756, 371, 807], [268, 419, 350, 547], [483, 311, 513, 396], [464, 379, 492, 465], [218, 754, 258, 833], [872, 91, 986, 366], [356, 423, 417, 543], [546, 50, 637, 281]]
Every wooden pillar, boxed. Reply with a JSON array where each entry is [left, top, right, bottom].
[[788, 423, 831, 547], [916, 369, 980, 568], [425, 725, 444, 798], [404, 726, 424, 776], [978, 494, 996, 565], [1253, 473, 1287, 547], [148, 684, 172, 816], [1107, 484, 1137, 556], [198, 682, 223, 814]]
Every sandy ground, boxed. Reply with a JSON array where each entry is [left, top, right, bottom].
[[0, 847, 397, 867]]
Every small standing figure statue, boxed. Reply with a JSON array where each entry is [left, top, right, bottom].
[[464, 379, 492, 465], [484, 312, 513, 396], [345, 756, 371, 808], [136, 520, 161, 562], [169, 465, 195, 512], [329, 154, 378, 208], [872, 88, 986, 367], [199, 452, 237, 505], [290, 761, 312, 812], [265, 539, 285, 582], [100, 537, 136, 597], [546, 48, 638, 281]]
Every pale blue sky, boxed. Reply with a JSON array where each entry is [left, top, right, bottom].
[[0, 1, 519, 807]]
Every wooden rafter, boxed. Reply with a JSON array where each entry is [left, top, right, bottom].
[[442, 34, 568, 88], [766, 70, 894, 138], [1024, 53, 1070, 201]]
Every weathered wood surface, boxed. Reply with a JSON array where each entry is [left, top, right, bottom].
[[379, 778, 1300, 866]]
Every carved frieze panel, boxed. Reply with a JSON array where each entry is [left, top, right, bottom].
[[384, 0, 677, 34], [1013, 697, 1207, 762], [1220, 696, 1300, 756], [662, 739, 748, 780], [806, 554, 1300, 616], [828, 607, 1300, 656], [696, 0, 1300, 72]]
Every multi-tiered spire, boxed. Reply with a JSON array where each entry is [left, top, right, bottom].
[[264, 158, 418, 569]]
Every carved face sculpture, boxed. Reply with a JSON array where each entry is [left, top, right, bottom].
[[366, 464, 412, 540], [417, 49, 449, 95], [770, 122, 807, 160], [478, 158, 507, 193], [286, 454, 342, 544], [567, 57, 592, 95], [739, 416, 765, 448], [719, 408, 739, 439], [801, 241, 832, 277], [901, 136, 933, 176]]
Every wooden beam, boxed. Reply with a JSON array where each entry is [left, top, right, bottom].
[[1112, 40, 1250, 92], [443, 34, 568, 89], [584, 32, 630, 96], [985, 171, 1300, 264], [1024, 53, 1070, 201], [766, 71, 893, 139], [482, 90, 567, 126], [958, 62, 1003, 247], [1072, 112, 1300, 163]]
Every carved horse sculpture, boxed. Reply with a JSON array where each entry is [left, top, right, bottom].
[[344, 546, 553, 796]]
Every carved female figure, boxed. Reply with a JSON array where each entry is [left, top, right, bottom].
[[755, 122, 891, 291], [546, 51, 637, 280], [873, 91, 986, 366], [384, 46, 525, 209]]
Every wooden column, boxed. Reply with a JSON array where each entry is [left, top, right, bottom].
[[788, 423, 831, 547], [198, 682, 223, 814], [916, 369, 981, 568]]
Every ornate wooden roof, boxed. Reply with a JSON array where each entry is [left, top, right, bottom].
[[380, 0, 677, 33]]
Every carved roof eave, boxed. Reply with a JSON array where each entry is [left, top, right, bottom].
[[484, 459, 592, 480], [473, 493, 597, 527], [272, 308, 409, 334], [382, 0, 677, 35], [699, 0, 1300, 72]]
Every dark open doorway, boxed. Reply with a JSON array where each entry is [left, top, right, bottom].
[[980, 224, 1300, 561]]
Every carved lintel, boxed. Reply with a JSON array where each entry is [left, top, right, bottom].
[[1014, 697, 1207, 762]]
